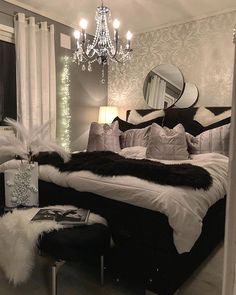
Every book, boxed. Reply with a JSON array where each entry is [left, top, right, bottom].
[[31, 208, 90, 225]]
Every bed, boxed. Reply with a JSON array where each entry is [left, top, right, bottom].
[[0, 106, 230, 295]]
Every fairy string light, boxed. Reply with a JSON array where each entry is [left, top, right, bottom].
[[59, 56, 71, 151]]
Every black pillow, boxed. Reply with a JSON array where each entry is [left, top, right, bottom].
[[163, 108, 228, 136], [188, 114, 231, 136], [163, 108, 203, 136], [113, 116, 164, 132], [199, 117, 231, 133]]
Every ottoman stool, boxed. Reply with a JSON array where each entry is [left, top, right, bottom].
[[38, 223, 110, 295]]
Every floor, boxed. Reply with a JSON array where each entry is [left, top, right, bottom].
[[0, 244, 223, 295]]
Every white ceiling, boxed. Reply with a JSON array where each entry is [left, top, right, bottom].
[[5, 0, 236, 35]]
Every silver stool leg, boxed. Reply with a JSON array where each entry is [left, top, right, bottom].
[[51, 260, 65, 295], [100, 255, 104, 286], [52, 263, 57, 295], [51, 256, 104, 292]]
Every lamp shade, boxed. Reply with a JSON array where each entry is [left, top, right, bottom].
[[98, 106, 118, 124]]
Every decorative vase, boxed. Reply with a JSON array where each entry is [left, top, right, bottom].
[[4, 161, 39, 209]]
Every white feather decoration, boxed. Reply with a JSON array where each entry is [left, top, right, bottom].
[[0, 119, 70, 163]]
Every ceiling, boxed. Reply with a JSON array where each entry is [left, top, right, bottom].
[[5, 0, 236, 35]]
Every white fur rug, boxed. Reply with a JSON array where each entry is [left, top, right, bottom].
[[0, 206, 107, 285]]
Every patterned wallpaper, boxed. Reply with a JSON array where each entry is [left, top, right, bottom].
[[108, 10, 236, 111]]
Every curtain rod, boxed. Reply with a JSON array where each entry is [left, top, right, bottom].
[[0, 10, 53, 30], [0, 10, 32, 20], [0, 10, 46, 20]]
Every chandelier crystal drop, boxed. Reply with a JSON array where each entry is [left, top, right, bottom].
[[73, 0, 133, 83]]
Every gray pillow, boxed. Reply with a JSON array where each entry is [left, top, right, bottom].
[[146, 123, 189, 160], [187, 123, 230, 156], [87, 121, 121, 152], [121, 126, 150, 148]]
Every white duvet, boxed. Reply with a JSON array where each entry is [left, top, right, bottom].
[[0, 150, 228, 254]]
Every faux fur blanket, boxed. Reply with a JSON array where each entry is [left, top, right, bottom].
[[0, 206, 107, 285], [35, 151, 212, 190]]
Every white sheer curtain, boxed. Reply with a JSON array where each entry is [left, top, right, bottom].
[[147, 75, 166, 109], [155, 78, 166, 109], [14, 13, 56, 139]]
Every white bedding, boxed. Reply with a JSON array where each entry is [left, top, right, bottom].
[[0, 151, 228, 254]]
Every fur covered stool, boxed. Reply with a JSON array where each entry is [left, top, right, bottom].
[[38, 223, 110, 295]]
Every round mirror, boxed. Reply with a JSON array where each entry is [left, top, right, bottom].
[[143, 64, 184, 109], [174, 82, 199, 108]]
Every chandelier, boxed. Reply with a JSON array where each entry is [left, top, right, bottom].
[[73, 0, 133, 83]]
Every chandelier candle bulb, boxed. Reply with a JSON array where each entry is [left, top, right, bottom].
[[80, 18, 88, 42], [74, 30, 80, 40], [126, 31, 132, 50], [80, 18, 88, 30], [126, 31, 132, 40], [113, 19, 120, 29], [113, 19, 120, 41]]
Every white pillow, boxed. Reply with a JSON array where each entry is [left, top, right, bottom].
[[119, 146, 147, 159], [193, 107, 231, 127], [128, 110, 164, 124]]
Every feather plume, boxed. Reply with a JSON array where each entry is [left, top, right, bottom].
[[28, 121, 51, 147], [4, 118, 30, 144], [0, 134, 27, 156], [1, 119, 70, 163]]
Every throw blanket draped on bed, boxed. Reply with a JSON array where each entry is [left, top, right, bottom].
[[35, 151, 212, 190]]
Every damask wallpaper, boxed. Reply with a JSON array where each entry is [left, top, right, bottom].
[[108, 10, 236, 111]]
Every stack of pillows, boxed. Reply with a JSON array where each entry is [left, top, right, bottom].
[[87, 107, 231, 160]]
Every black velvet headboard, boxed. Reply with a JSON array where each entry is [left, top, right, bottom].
[[126, 107, 231, 136]]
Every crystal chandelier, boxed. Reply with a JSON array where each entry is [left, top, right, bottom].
[[73, 0, 133, 83]]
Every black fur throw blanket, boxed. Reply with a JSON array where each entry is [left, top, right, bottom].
[[34, 151, 212, 190]]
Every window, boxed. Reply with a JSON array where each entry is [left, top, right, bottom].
[[0, 39, 17, 123]]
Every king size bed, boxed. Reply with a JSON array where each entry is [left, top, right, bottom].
[[0, 106, 230, 295]]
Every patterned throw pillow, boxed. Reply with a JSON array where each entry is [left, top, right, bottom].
[[87, 121, 121, 152], [146, 123, 189, 160], [121, 126, 151, 148], [187, 123, 230, 156]]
